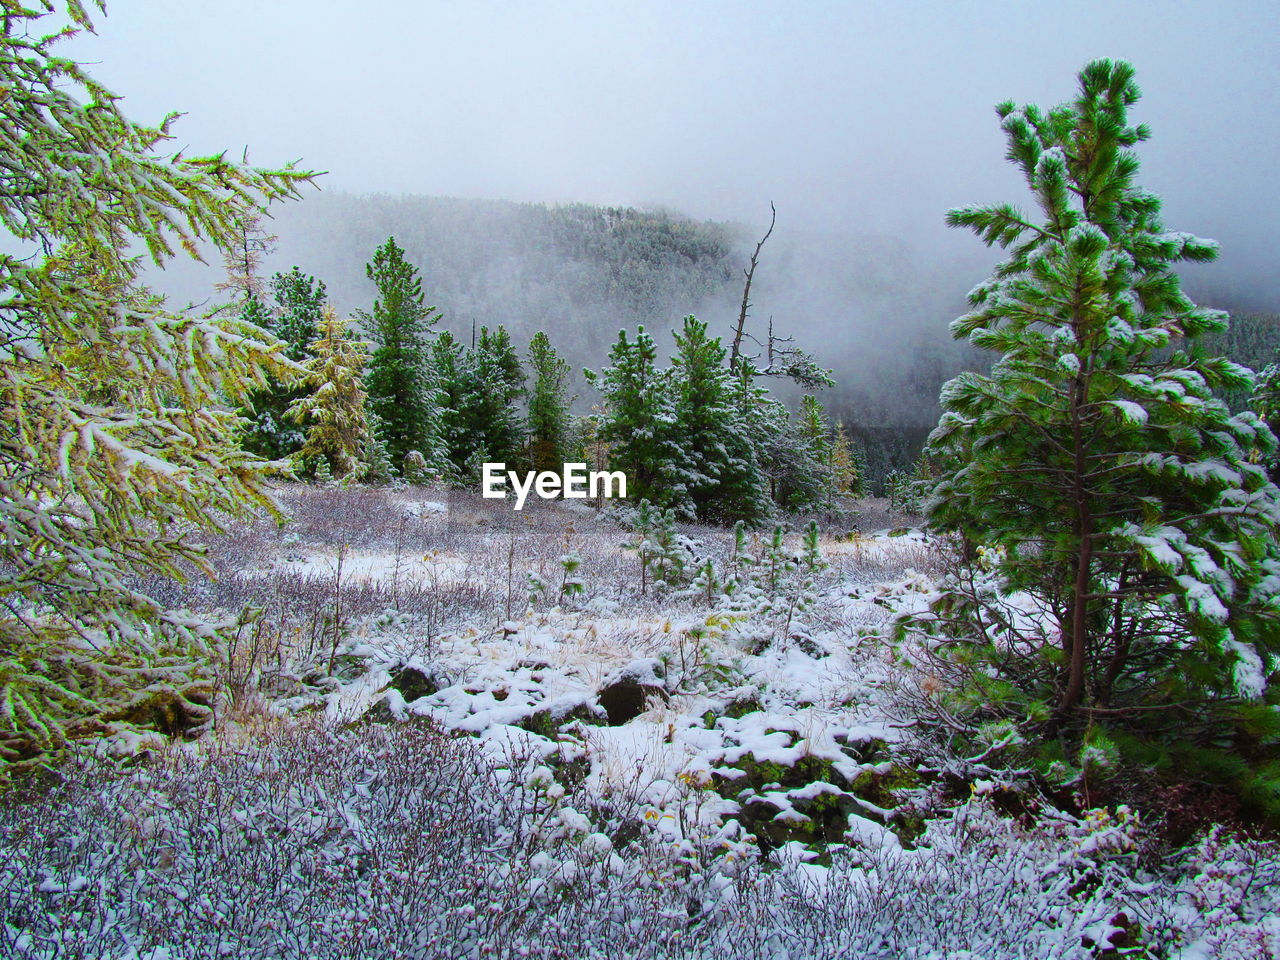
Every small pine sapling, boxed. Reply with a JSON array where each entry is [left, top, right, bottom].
[[761, 525, 796, 597], [648, 506, 691, 590], [690, 559, 720, 607], [630, 499, 657, 596], [402, 450, 431, 486], [557, 554, 585, 605], [525, 571, 549, 607]]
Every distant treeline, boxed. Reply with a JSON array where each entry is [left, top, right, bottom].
[[231, 234, 867, 522], [212, 194, 1277, 494]]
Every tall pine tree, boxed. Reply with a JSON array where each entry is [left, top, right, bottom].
[[670, 316, 769, 523], [467, 325, 526, 470], [908, 61, 1280, 779], [586, 327, 686, 510], [239, 267, 328, 461], [526, 331, 574, 474], [360, 237, 445, 477], [431, 330, 469, 478]]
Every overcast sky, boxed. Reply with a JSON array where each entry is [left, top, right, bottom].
[[64, 0, 1279, 305]]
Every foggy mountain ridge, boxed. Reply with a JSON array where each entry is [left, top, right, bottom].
[[148, 191, 989, 428], [146, 189, 1277, 445]]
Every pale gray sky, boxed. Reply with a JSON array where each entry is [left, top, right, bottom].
[[65, 0, 1279, 306]]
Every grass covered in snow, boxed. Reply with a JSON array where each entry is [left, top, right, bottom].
[[2, 486, 1276, 959]]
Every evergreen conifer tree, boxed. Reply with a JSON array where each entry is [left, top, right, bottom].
[[750, 384, 827, 511], [466, 325, 526, 470], [0, 2, 313, 759], [908, 61, 1280, 785], [271, 267, 327, 361], [798, 395, 831, 464], [670, 316, 770, 523], [431, 331, 470, 477], [239, 267, 328, 461], [527, 331, 574, 473], [359, 410, 395, 485], [360, 237, 446, 476], [797, 394, 835, 505], [1252, 364, 1280, 482], [586, 327, 686, 510]]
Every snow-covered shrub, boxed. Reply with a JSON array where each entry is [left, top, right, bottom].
[[0, 720, 727, 959]]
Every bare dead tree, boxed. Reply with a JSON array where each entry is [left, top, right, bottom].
[[730, 201, 776, 369], [729, 205, 834, 391]]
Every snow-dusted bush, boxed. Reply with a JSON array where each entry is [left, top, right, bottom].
[[3, 718, 1274, 959]]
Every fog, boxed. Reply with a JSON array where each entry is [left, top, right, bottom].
[[64, 1, 1277, 288], [60, 0, 1280, 432]]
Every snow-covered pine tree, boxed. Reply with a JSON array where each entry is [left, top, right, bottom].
[[909, 60, 1280, 782], [670, 316, 770, 524], [797, 394, 836, 506], [851, 433, 870, 497], [287, 307, 370, 481], [586, 326, 687, 511], [748, 379, 827, 511], [526, 331, 574, 474], [359, 409, 395, 485], [360, 237, 446, 477], [0, 2, 313, 760], [466, 325, 526, 472], [238, 267, 328, 461], [430, 331, 469, 479], [271, 267, 327, 363], [798, 395, 830, 463]]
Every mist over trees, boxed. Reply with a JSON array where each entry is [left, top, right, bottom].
[[146, 194, 980, 485], [144, 190, 1277, 489]]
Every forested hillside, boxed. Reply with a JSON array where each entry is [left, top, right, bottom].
[[154, 191, 1275, 488], [155, 192, 992, 484]]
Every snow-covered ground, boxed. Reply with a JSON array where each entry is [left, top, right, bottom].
[[2, 486, 1276, 959]]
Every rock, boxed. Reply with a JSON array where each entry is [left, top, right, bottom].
[[597, 660, 668, 725], [388, 665, 438, 703], [518, 699, 607, 738], [711, 747, 929, 852], [833, 729, 889, 763]]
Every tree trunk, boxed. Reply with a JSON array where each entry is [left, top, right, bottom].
[[730, 203, 775, 369], [1058, 367, 1092, 717]]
